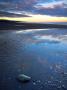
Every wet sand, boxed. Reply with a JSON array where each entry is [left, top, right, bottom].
[[0, 28, 67, 90]]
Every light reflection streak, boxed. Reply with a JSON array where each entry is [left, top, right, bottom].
[[15, 29, 49, 34]]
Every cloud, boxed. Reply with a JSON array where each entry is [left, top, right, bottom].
[[34, 1, 67, 9], [0, 0, 38, 11], [34, 1, 67, 17], [0, 10, 30, 17], [0, 0, 67, 17]]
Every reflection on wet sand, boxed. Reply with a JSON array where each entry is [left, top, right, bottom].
[[0, 28, 67, 90]]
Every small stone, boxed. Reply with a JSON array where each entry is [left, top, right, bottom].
[[59, 81, 62, 83], [33, 82, 36, 85], [57, 86, 62, 89], [37, 80, 41, 83], [47, 81, 51, 84], [62, 85, 67, 89], [17, 74, 31, 83]]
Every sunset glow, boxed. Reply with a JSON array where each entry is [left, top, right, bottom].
[[0, 14, 67, 23], [0, 0, 67, 23]]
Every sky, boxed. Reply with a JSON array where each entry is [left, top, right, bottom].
[[0, 0, 67, 23]]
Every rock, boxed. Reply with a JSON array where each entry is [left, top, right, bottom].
[[33, 82, 36, 85], [17, 74, 31, 83]]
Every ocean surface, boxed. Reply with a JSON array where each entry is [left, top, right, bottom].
[[0, 28, 67, 90]]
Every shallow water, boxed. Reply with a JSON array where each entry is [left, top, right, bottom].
[[0, 28, 67, 90]]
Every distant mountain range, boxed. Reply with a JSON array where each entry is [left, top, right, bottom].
[[0, 20, 67, 30]]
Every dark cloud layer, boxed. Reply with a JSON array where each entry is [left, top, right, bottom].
[[0, 10, 30, 17], [0, 0, 67, 17]]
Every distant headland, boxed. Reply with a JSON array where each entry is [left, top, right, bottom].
[[0, 20, 67, 30]]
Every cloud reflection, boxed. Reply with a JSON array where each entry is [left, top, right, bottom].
[[14, 29, 67, 44]]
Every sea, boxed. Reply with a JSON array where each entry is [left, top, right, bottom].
[[0, 28, 67, 90]]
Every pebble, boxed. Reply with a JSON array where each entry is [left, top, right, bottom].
[[33, 82, 36, 85], [17, 74, 31, 83], [36, 80, 41, 83]]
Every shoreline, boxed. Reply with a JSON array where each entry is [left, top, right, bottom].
[[0, 20, 67, 30]]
